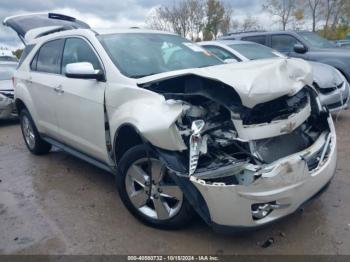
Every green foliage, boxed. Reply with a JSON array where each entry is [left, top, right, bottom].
[[13, 49, 23, 59]]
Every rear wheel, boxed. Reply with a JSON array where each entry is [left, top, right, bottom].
[[116, 144, 194, 229], [20, 109, 51, 155]]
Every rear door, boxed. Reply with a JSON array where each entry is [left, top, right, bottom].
[[29, 39, 65, 138]]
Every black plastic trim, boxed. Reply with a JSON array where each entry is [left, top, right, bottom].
[[42, 135, 115, 174]]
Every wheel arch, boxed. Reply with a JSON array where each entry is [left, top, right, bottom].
[[113, 124, 145, 164], [15, 98, 28, 113]]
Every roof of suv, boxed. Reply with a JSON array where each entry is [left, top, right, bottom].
[[200, 40, 251, 45], [27, 28, 176, 45], [221, 30, 308, 39]]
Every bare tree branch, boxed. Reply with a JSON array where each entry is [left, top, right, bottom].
[[263, 0, 296, 30]]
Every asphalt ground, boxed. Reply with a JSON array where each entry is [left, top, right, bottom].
[[0, 110, 349, 255]]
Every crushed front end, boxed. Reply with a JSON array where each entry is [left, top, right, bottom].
[[139, 60, 337, 231], [0, 91, 16, 119], [176, 87, 335, 230]]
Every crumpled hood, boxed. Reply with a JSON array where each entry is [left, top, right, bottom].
[[308, 61, 343, 88], [138, 58, 313, 108]]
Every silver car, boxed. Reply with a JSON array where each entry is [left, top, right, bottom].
[[199, 40, 350, 113], [0, 62, 17, 119]]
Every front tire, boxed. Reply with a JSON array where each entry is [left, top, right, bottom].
[[116, 144, 194, 229], [20, 109, 52, 155]]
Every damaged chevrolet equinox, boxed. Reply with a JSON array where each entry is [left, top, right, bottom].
[[5, 13, 337, 232]]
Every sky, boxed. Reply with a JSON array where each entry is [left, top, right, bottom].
[[0, 0, 270, 50]]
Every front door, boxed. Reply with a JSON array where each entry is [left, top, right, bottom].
[[56, 37, 108, 162], [270, 34, 307, 59]]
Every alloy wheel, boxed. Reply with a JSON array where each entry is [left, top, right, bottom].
[[21, 115, 35, 149], [125, 158, 183, 220]]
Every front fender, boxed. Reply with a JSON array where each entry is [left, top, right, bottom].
[[106, 85, 187, 151]]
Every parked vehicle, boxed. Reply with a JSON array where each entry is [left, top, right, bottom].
[[335, 40, 350, 49], [221, 31, 350, 83], [199, 40, 349, 113], [0, 61, 17, 119], [4, 13, 337, 232], [0, 50, 18, 62]]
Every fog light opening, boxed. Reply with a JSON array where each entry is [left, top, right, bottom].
[[251, 201, 276, 220]]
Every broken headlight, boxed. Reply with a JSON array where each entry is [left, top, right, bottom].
[[189, 120, 206, 175]]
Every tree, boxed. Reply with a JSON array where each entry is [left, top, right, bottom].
[[146, 7, 173, 32], [231, 15, 262, 32], [13, 49, 23, 59], [304, 0, 323, 31], [186, 0, 206, 40], [145, 1, 191, 37], [318, 0, 349, 38], [146, 0, 233, 40], [292, 9, 305, 30], [263, 0, 296, 30], [219, 7, 233, 36], [203, 0, 226, 40]]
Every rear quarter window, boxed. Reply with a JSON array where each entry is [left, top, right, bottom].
[[18, 44, 35, 67]]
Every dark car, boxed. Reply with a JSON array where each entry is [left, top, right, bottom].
[[221, 31, 350, 82]]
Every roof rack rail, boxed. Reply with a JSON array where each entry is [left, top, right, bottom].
[[225, 30, 266, 36], [35, 26, 76, 38]]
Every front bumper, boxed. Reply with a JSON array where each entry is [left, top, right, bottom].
[[319, 81, 350, 112], [190, 117, 337, 230]]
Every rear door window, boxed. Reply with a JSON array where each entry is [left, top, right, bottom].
[[241, 36, 267, 46], [36, 39, 65, 74], [271, 34, 301, 53]]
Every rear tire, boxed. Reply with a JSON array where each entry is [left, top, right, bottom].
[[116, 144, 194, 229], [20, 109, 51, 155]]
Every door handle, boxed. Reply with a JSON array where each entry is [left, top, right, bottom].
[[54, 85, 64, 94]]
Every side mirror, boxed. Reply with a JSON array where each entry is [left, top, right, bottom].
[[224, 58, 238, 64], [294, 44, 307, 54], [65, 62, 105, 81]]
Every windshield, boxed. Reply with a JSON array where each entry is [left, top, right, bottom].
[[98, 33, 222, 78], [298, 32, 336, 48], [0, 65, 16, 80], [229, 43, 285, 60]]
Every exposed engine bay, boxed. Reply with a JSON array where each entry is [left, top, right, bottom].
[[141, 74, 332, 186]]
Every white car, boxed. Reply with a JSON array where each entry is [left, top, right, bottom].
[[0, 61, 17, 119], [5, 13, 337, 232], [199, 40, 350, 113]]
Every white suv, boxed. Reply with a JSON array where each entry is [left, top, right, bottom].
[[5, 13, 337, 232]]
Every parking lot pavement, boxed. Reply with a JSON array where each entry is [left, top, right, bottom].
[[0, 112, 350, 256]]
